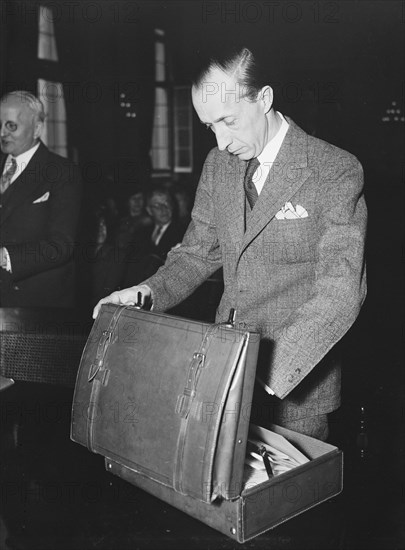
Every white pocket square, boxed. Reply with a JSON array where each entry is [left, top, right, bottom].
[[33, 192, 50, 204], [275, 202, 308, 220]]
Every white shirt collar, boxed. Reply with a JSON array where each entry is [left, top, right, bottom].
[[251, 112, 289, 195], [13, 141, 41, 168], [4, 141, 41, 181], [257, 112, 289, 166], [153, 221, 171, 245]]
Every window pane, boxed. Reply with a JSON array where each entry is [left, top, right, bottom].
[[38, 5, 58, 61], [174, 86, 193, 173], [155, 87, 167, 104], [155, 42, 165, 81], [152, 86, 170, 170], [177, 149, 190, 167], [177, 129, 189, 147], [47, 122, 55, 147], [151, 31, 172, 172], [38, 79, 68, 157], [55, 122, 67, 146]]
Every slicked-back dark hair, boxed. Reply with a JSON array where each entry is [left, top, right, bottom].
[[191, 46, 267, 100]]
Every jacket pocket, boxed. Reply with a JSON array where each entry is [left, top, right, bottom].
[[262, 218, 316, 264]]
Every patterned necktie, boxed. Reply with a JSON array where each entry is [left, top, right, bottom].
[[0, 157, 17, 194], [244, 157, 260, 209]]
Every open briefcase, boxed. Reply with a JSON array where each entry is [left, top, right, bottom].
[[71, 304, 343, 543]]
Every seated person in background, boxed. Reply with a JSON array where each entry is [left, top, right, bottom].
[[85, 205, 126, 303], [173, 183, 193, 226], [115, 186, 152, 250], [121, 186, 186, 288], [90, 188, 153, 303], [0, 90, 82, 307]]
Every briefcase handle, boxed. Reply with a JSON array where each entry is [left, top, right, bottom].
[[133, 291, 145, 310], [222, 308, 236, 328]]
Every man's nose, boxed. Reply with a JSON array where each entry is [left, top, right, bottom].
[[0, 124, 7, 137], [215, 126, 231, 152]]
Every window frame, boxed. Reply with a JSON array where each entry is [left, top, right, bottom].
[[36, 4, 69, 159], [151, 28, 193, 178]]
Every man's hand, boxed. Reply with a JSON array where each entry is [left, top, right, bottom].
[[92, 284, 152, 319]]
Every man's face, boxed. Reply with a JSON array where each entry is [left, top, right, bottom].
[[192, 67, 271, 160], [128, 192, 144, 217], [0, 97, 42, 156], [147, 192, 173, 226]]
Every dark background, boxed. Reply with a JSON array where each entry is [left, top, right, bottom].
[[0, 1, 404, 549]]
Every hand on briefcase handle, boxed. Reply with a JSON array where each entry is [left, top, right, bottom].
[[92, 284, 151, 318]]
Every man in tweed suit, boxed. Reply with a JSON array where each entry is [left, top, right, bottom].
[[94, 47, 367, 440]]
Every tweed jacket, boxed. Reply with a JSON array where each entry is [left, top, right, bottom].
[[0, 142, 82, 307], [144, 119, 367, 421]]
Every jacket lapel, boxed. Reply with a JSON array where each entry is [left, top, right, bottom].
[[0, 154, 6, 173], [0, 142, 47, 226], [239, 120, 313, 257]]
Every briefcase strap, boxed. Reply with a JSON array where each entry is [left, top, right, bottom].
[[173, 323, 220, 494], [86, 305, 127, 452]]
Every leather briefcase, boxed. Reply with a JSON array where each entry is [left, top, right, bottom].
[[71, 305, 343, 543]]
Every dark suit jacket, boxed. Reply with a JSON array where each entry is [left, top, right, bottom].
[[144, 118, 367, 422], [0, 142, 82, 307], [122, 221, 186, 287]]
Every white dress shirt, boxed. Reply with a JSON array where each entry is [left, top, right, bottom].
[[2, 141, 41, 184], [251, 112, 289, 195], [152, 222, 171, 246]]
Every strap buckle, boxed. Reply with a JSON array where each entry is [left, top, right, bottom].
[[175, 352, 206, 418]]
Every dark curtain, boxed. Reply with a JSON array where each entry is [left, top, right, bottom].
[[55, 13, 155, 197], [54, 10, 156, 313], [53, 15, 94, 164], [1, 0, 39, 95], [113, 23, 156, 198], [135, 28, 156, 181]]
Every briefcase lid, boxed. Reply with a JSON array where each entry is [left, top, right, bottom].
[[72, 305, 260, 503]]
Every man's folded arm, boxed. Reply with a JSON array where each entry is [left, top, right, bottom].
[[4, 164, 82, 281]]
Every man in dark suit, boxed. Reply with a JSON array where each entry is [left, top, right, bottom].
[[0, 90, 82, 307], [121, 186, 186, 287], [94, 47, 367, 441]]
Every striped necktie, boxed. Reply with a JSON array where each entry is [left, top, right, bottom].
[[0, 157, 17, 194], [244, 157, 260, 209]]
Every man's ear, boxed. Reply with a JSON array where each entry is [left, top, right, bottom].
[[260, 86, 273, 114], [33, 119, 44, 140]]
